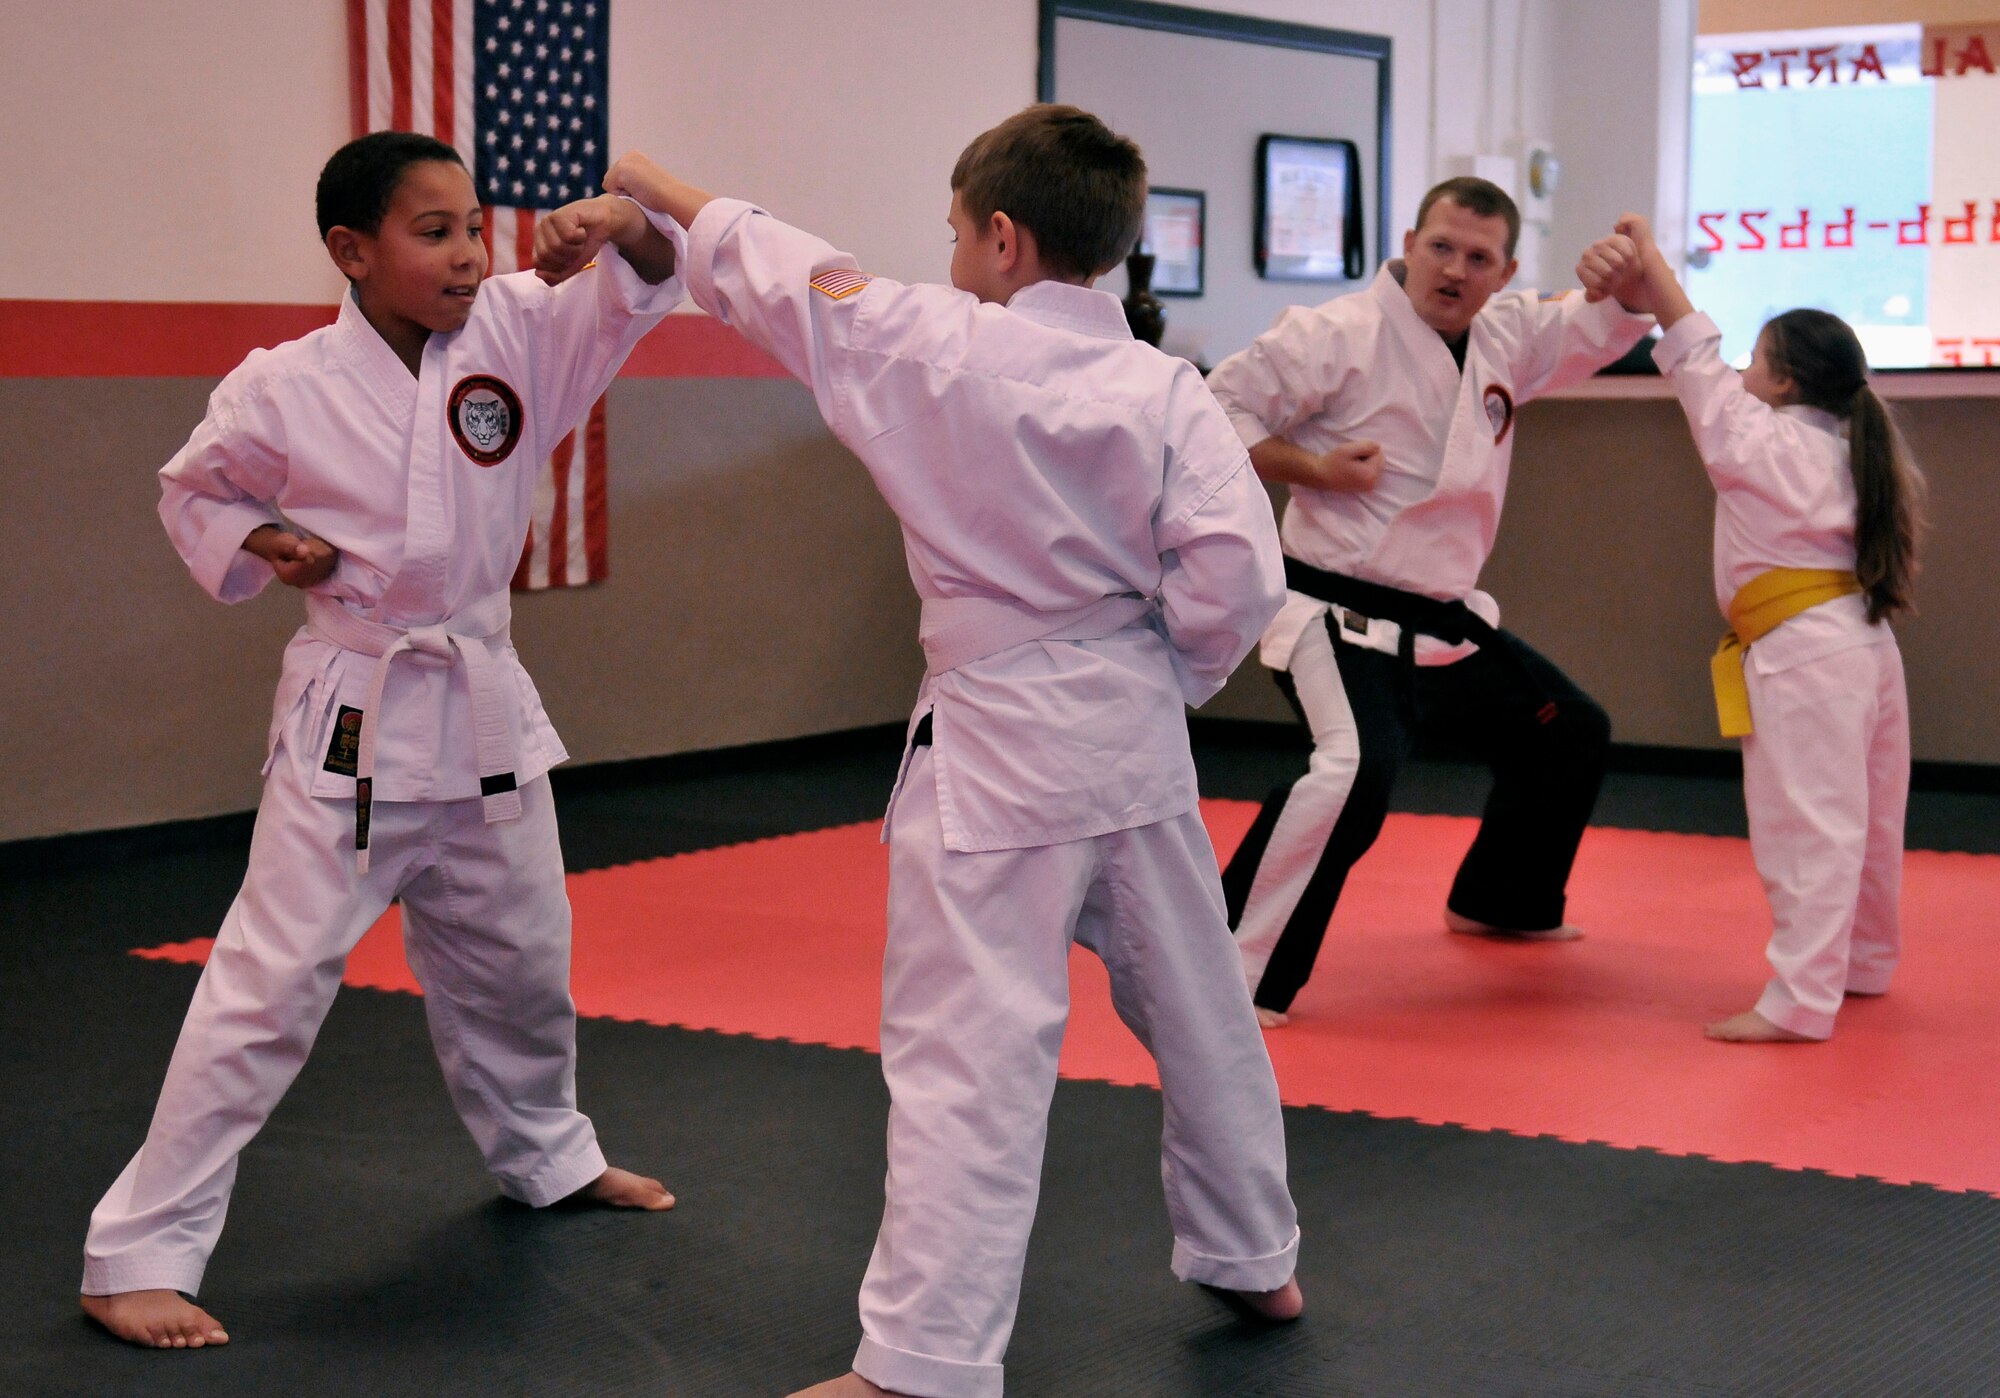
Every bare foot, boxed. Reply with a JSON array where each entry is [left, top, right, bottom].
[[787, 1373, 900, 1397], [1444, 908, 1583, 942], [1255, 1006, 1290, 1030], [1205, 1274, 1305, 1323], [1236, 1276, 1304, 1321], [580, 1165, 675, 1210], [1704, 1010, 1817, 1043], [81, 1290, 229, 1349]]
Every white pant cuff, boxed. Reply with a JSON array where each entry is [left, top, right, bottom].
[[507, 1138, 609, 1208], [81, 1256, 208, 1298], [854, 1333, 1002, 1398], [1755, 985, 1835, 1040], [1845, 969, 1895, 996], [1171, 1226, 1300, 1292]]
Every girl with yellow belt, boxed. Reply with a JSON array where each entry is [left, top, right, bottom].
[[1584, 216, 1926, 1042]]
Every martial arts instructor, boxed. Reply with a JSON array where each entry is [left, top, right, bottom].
[[1209, 176, 1651, 1027]]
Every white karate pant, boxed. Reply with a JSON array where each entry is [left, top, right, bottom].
[[1742, 638, 1909, 1040], [854, 746, 1300, 1398], [1232, 616, 1368, 999], [82, 753, 604, 1297]]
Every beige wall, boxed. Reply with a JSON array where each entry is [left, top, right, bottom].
[[1208, 388, 2000, 769], [10, 374, 1991, 842], [0, 375, 917, 843]]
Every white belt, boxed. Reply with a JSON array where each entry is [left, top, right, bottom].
[[918, 592, 1156, 679], [305, 591, 520, 872]]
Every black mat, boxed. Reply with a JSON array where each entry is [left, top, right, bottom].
[[6, 728, 2000, 1396]]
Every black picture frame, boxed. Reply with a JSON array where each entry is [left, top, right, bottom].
[[1141, 187, 1206, 296], [1039, 2, 1391, 275], [1254, 134, 1364, 282]]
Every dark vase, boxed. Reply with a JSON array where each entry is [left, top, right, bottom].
[[1122, 250, 1167, 347]]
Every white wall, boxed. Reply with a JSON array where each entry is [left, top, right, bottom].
[[1, 1, 1691, 306], [1549, 0, 1697, 273], [0, 0, 350, 302]]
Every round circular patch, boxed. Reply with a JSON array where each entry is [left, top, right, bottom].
[[448, 374, 525, 467], [1483, 383, 1515, 445]]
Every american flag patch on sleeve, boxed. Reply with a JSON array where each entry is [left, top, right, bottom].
[[810, 268, 874, 301]]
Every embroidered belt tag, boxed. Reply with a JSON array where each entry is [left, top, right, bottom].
[[323, 705, 365, 776], [355, 778, 373, 852]]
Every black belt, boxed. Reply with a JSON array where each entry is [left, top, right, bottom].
[[1283, 557, 1557, 725]]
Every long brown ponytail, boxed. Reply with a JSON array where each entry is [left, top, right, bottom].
[[1764, 310, 1927, 623]]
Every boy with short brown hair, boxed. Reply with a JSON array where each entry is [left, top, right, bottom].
[[550, 105, 1303, 1397]]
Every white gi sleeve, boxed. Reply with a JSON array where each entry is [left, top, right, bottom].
[[681, 197, 864, 438], [1505, 289, 1652, 400], [158, 361, 289, 604], [1204, 304, 1340, 450], [1155, 372, 1287, 706], [527, 199, 688, 460], [1652, 311, 1793, 495]]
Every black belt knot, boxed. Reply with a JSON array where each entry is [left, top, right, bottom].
[[1282, 557, 1558, 726]]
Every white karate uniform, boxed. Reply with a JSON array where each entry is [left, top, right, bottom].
[[1213, 263, 1651, 672], [1206, 265, 1649, 1005], [83, 236, 685, 1298], [677, 197, 1298, 1398], [1654, 313, 1908, 1040]]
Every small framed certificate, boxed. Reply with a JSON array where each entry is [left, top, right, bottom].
[[1256, 135, 1364, 282], [1141, 187, 1206, 296]]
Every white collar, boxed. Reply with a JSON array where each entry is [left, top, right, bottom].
[[1004, 280, 1132, 340], [332, 288, 424, 408]]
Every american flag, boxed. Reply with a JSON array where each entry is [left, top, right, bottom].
[[347, 0, 613, 589]]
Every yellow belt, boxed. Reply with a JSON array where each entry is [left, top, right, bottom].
[[1710, 568, 1861, 737]]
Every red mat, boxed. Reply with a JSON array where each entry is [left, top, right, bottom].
[[138, 805, 2000, 1193]]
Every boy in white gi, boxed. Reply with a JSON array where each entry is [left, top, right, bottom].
[[1205, 178, 1654, 1027], [81, 132, 683, 1349], [1585, 217, 1924, 1043], [549, 107, 1301, 1398]]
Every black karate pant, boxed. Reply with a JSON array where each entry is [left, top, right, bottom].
[[1221, 615, 1610, 1014]]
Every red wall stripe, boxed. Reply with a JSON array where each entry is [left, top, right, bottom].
[[619, 315, 790, 379], [0, 302, 789, 380]]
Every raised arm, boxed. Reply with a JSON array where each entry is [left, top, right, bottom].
[[574, 151, 882, 440], [1607, 214, 1781, 490], [1486, 225, 1650, 400], [525, 190, 689, 458]]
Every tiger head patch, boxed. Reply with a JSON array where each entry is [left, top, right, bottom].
[[1483, 383, 1515, 445], [449, 374, 525, 466]]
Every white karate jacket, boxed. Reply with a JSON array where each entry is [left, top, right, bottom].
[[1207, 261, 1650, 668], [1653, 311, 1887, 674], [675, 198, 1283, 852], [160, 243, 684, 802]]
